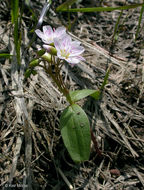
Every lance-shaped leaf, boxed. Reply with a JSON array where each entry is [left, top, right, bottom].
[[69, 89, 101, 102], [60, 104, 91, 162]]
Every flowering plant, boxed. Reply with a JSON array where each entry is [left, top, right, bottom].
[[35, 26, 66, 45], [35, 25, 85, 65], [25, 25, 109, 163]]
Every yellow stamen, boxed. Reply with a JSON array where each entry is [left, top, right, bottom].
[[60, 49, 70, 59]]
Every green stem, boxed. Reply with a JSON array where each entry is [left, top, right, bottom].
[[44, 65, 73, 105]]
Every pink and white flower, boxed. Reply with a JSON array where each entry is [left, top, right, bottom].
[[35, 25, 85, 65], [35, 25, 66, 44], [54, 34, 85, 65]]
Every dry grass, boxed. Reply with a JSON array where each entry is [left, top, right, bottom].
[[0, 0, 144, 189]]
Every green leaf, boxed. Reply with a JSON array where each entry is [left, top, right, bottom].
[[0, 53, 12, 59], [56, 0, 77, 12], [90, 90, 101, 100], [60, 104, 91, 162], [69, 89, 101, 102], [56, 3, 144, 12]]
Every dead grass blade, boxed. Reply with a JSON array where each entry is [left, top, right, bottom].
[[8, 136, 23, 184], [105, 111, 139, 157], [68, 31, 136, 70], [132, 167, 144, 188]]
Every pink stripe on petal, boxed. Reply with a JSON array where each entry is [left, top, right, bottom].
[[55, 27, 66, 37], [54, 38, 62, 51], [43, 25, 53, 36], [70, 47, 85, 56], [61, 35, 72, 48]]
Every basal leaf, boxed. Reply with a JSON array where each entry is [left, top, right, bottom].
[[60, 104, 91, 162]]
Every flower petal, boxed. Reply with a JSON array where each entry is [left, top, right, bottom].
[[57, 52, 65, 60], [54, 26, 66, 38], [61, 34, 72, 48], [35, 29, 45, 40], [71, 40, 81, 46], [54, 37, 62, 52], [43, 25, 53, 36], [70, 46, 85, 56], [66, 57, 81, 64], [43, 44, 51, 51], [76, 55, 85, 62]]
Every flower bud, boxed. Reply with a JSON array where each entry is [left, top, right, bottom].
[[25, 69, 32, 78], [41, 53, 52, 62], [43, 45, 57, 56], [31, 70, 37, 76], [37, 49, 46, 56], [29, 59, 40, 68]]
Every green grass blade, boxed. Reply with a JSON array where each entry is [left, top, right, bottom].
[[112, 10, 123, 43], [0, 53, 12, 58], [135, 4, 144, 40], [69, 89, 98, 102], [11, 0, 19, 24], [11, 0, 21, 65], [56, 3, 144, 12], [100, 67, 110, 91], [56, 0, 77, 12]]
